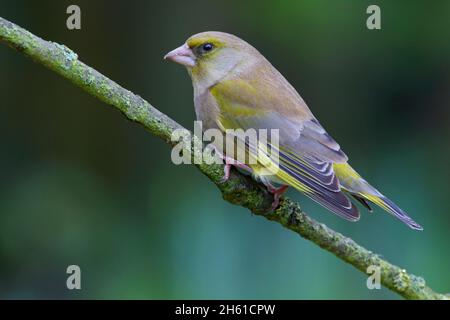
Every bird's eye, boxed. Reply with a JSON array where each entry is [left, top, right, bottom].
[[202, 43, 214, 52], [194, 42, 215, 56]]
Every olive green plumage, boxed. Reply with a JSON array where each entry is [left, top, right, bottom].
[[165, 31, 422, 230]]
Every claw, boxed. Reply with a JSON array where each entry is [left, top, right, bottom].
[[220, 163, 231, 183], [267, 184, 289, 211], [213, 146, 253, 183]]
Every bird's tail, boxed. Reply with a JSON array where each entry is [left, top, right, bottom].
[[361, 193, 423, 230], [333, 163, 423, 230]]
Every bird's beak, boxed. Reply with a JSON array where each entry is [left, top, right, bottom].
[[164, 43, 196, 67]]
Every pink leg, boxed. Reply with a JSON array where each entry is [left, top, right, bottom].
[[266, 183, 289, 211], [211, 145, 252, 183], [220, 156, 253, 183], [210, 145, 285, 210]]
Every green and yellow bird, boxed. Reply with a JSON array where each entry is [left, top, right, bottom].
[[164, 31, 422, 230]]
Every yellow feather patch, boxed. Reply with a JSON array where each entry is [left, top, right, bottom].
[[187, 37, 224, 50], [212, 84, 266, 118], [333, 163, 362, 179], [333, 163, 398, 215]]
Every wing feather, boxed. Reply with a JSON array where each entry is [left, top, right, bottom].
[[211, 79, 359, 220]]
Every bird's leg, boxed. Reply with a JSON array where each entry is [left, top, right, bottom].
[[265, 182, 289, 211], [210, 145, 252, 182], [213, 144, 286, 209], [220, 155, 253, 183]]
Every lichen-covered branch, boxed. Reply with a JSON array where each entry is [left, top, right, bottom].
[[0, 16, 447, 300]]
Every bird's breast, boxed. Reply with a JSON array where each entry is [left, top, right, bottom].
[[193, 88, 221, 131]]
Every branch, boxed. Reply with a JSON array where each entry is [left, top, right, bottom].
[[0, 16, 447, 300]]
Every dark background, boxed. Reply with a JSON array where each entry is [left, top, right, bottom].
[[0, 0, 449, 299]]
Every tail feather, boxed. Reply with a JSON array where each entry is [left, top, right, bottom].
[[362, 194, 423, 231], [352, 194, 373, 212], [334, 162, 423, 231], [277, 162, 361, 221]]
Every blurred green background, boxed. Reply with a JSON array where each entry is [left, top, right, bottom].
[[0, 0, 449, 299]]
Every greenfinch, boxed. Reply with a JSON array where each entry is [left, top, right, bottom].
[[164, 31, 422, 230]]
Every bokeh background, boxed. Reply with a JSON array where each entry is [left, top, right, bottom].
[[0, 0, 449, 299]]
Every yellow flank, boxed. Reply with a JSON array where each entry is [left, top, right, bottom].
[[212, 80, 262, 112], [212, 84, 268, 125], [213, 79, 253, 95], [218, 101, 264, 118]]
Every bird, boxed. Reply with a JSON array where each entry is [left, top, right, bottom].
[[164, 31, 423, 230]]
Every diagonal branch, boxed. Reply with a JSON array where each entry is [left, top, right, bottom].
[[0, 16, 447, 300]]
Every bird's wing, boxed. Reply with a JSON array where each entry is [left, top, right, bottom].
[[210, 78, 359, 221]]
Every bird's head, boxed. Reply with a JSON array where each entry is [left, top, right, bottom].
[[164, 31, 259, 88]]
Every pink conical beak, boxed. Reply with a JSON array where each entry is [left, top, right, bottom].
[[164, 43, 196, 67]]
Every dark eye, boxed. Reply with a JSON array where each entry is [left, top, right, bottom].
[[202, 43, 214, 52]]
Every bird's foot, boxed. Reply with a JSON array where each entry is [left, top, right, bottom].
[[220, 156, 252, 183], [266, 184, 289, 211], [211, 146, 252, 183]]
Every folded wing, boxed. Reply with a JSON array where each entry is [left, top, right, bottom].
[[211, 79, 360, 221]]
